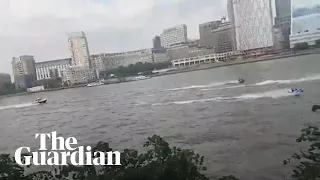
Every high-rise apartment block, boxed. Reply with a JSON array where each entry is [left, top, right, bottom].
[[232, 0, 274, 51], [160, 24, 188, 48], [68, 31, 91, 68], [11, 55, 37, 89], [66, 31, 96, 84]]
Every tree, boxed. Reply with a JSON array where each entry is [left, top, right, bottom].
[[0, 135, 238, 180], [284, 126, 320, 179], [0, 82, 16, 95], [293, 42, 309, 51], [102, 62, 172, 79]]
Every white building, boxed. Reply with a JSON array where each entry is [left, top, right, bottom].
[[172, 51, 240, 67], [160, 24, 188, 48], [27, 85, 45, 92], [35, 58, 71, 80], [68, 31, 91, 67], [232, 0, 274, 51], [290, 0, 320, 48]]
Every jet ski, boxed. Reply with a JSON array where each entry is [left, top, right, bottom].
[[312, 105, 320, 112], [35, 98, 47, 104], [238, 79, 245, 84], [288, 88, 303, 96]]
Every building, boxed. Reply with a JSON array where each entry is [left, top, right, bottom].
[[68, 31, 91, 67], [290, 0, 320, 48], [62, 66, 96, 85], [0, 73, 11, 88], [232, 0, 274, 51], [199, 21, 221, 48], [98, 48, 154, 70], [90, 54, 107, 78], [160, 24, 188, 48], [227, 0, 237, 51], [275, 0, 291, 18], [274, 0, 291, 48], [273, 27, 286, 50], [152, 47, 169, 63], [167, 41, 215, 61], [12, 55, 37, 89], [211, 22, 234, 53], [27, 85, 45, 92], [199, 20, 235, 53], [171, 51, 240, 67], [153, 36, 162, 49], [35, 58, 71, 80]]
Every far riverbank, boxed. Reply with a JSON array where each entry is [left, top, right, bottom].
[[1, 49, 319, 98], [151, 49, 320, 77]]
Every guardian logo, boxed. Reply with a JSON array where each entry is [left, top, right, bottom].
[[14, 131, 121, 166]]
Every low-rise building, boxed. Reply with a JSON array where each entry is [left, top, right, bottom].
[[27, 85, 45, 92], [92, 48, 154, 70], [90, 54, 107, 78], [62, 66, 96, 85], [152, 47, 169, 63], [167, 42, 215, 61], [35, 58, 71, 80], [171, 51, 240, 67]]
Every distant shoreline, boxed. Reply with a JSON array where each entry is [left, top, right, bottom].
[[2, 49, 319, 98], [151, 49, 320, 77]]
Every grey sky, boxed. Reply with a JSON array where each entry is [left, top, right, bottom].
[[0, 0, 226, 75]]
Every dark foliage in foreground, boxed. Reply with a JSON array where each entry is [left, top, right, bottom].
[[284, 126, 320, 179], [3, 126, 320, 180], [0, 135, 237, 180]]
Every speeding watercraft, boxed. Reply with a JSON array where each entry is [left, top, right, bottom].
[[238, 79, 245, 84], [288, 88, 304, 96], [35, 98, 47, 104], [312, 105, 320, 112]]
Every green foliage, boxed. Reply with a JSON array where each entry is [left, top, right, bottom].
[[0, 135, 239, 180], [0, 154, 25, 180], [101, 62, 171, 79], [293, 43, 309, 51], [37, 78, 62, 89], [0, 83, 26, 95], [316, 40, 320, 47], [284, 126, 320, 179], [0, 83, 16, 95]]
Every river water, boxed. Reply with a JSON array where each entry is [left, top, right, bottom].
[[1, 54, 320, 180]]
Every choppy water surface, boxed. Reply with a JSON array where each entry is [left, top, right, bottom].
[[1, 54, 320, 180]]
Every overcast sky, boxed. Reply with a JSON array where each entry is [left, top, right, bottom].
[[0, 0, 227, 75]]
